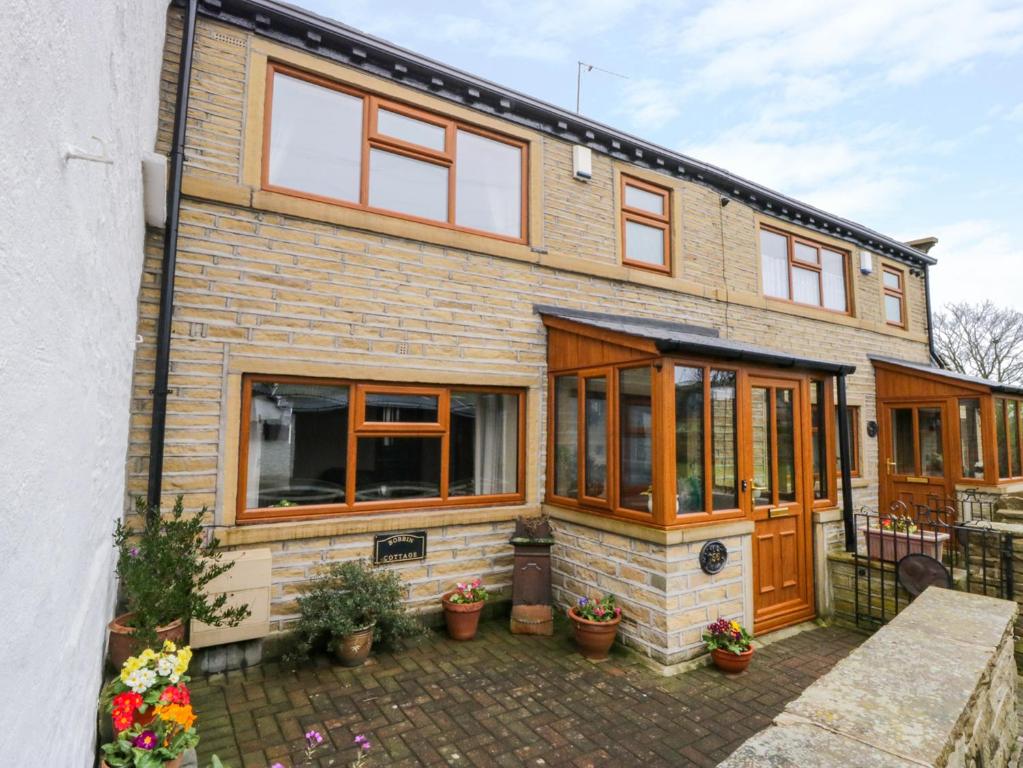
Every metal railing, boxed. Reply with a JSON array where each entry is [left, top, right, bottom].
[[850, 494, 1016, 629]]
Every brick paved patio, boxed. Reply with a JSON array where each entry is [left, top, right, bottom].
[[191, 620, 864, 768]]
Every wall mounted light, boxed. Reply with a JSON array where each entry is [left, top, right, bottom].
[[859, 250, 873, 275]]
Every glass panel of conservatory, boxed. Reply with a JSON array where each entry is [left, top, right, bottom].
[[584, 377, 609, 499], [919, 407, 944, 477], [619, 367, 653, 513], [959, 399, 984, 479], [674, 366, 704, 514], [553, 376, 578, 497]]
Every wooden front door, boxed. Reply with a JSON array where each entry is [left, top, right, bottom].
[[747, 377, 815, 633], [880, 401, 953, 514]]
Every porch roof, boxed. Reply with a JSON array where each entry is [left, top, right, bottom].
[[536, 305, 857, 375], [869, 354, 1023, 397]]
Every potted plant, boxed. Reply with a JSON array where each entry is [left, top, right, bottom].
[[99, 640, 199, 767], [510, 514, 554, 635], [703, 618, 754, 673], [442, 579, 488, 640], [286, 559, 422, 667], [861, 514, 950, 562], [109, 497, 251, 669], [567, 594, 621, 660]]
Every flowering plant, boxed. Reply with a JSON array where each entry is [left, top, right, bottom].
[[876, 515, 918, 534], [703, 618, 752, 655], [572, 594, 621, 623], [99, 640, 199, 767], [447, 578, 488, 604]]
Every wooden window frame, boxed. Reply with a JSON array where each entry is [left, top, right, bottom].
[[882, 265, 907, 329], [759, 225, 852, 315], [262, 62, 529, 244], [619, 174, 672, 274], [237, 374, 526, 523], [996, 397, 1023, 480]]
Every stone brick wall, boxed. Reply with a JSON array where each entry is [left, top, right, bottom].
[[722, 588, 1019, 768], [550, 517, 748, 665], [264, 519, 516, 632]]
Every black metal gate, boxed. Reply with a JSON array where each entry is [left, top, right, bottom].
[[851, 493, 1017, 630]]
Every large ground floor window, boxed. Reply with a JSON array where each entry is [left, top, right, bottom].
[[239, 375, 524, 521]]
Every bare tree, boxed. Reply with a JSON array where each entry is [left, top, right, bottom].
[[933, 301, 1023, 385]]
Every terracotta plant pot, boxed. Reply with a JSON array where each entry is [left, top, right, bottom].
[[442, 592, 485, 640], [711, 646, 754, 674], [335, 624, 375, 667], [107, 612, 185, 671], [568, 607, 621, 660]]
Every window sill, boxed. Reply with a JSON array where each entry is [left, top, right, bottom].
[[543, 502, 754, 545], [218, 502, 536, 547]]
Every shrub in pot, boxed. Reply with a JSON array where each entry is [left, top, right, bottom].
[[441, 579, 488, 640], [109, 497, 250, 668], [98, 640, 198, 767], [703, 618, 754, 674], [567, 594, 621, 660], [286, 559, 422, 667]]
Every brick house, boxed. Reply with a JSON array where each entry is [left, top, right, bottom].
[[128, 0, 1021, 667]]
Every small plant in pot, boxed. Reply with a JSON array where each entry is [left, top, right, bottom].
[[703, 618, 754, 674], [568, 594, 621, 660], [442, 578, 488, 640], [285, 559, 422, 668], [98, 640, 198, 767], [109, 497, 250, 669]]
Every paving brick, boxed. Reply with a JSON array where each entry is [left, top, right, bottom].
[[189, 621, 863, 767]]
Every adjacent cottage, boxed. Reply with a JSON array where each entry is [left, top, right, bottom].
[[127, 0, 1019, 666]]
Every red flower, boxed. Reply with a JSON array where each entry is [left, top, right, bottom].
[[113, 692, 143, 713], [159, 684, 191, 706]]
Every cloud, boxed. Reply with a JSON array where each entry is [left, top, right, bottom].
[[666, 0, 1023, 94], [923, 219, 1023, 309]]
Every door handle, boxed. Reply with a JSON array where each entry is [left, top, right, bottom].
[[886, 459, 896, 475]]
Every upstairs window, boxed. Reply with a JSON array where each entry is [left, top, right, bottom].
[[264, 65, 527, 241], [882, 265, 907, 328], [620, 175, 672, 273], [760, 227, 850, 313]]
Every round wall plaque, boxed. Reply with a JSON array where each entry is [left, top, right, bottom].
[[699, 540, 728, 575]]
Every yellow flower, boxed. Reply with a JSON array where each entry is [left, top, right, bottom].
[[162, 639, 177, 653], [119, 656, 144, 682], [139, 648, 158, 663], [175, 646, 192, 674], [729, 621, 741, 632]]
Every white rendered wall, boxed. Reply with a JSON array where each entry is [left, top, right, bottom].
[[0, 1, 168, 764]]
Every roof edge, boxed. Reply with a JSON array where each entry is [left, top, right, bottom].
[[189, 0, 937, 269]]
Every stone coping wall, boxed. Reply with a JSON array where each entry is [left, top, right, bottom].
[[720, 588, 1018, 767]]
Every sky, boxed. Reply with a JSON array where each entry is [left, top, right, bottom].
[[301, 0, 1023, 311]]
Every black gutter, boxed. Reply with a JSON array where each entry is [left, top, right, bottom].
[[836, 373, 855, 551], [654, 339, 856, 376], [196, 0, 935, 271], [923, 263, 945, 368], [147, 0, 199, 514]]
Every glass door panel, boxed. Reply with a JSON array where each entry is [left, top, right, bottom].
[[918, 407, 944, 477], [892, 408, 916, 475], [776, 389, 797, 502], [751, 387, 773, 506]]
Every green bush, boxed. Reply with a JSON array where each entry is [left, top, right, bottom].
[[285, 559, 422, 665], [113, 496, 250, 647]]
